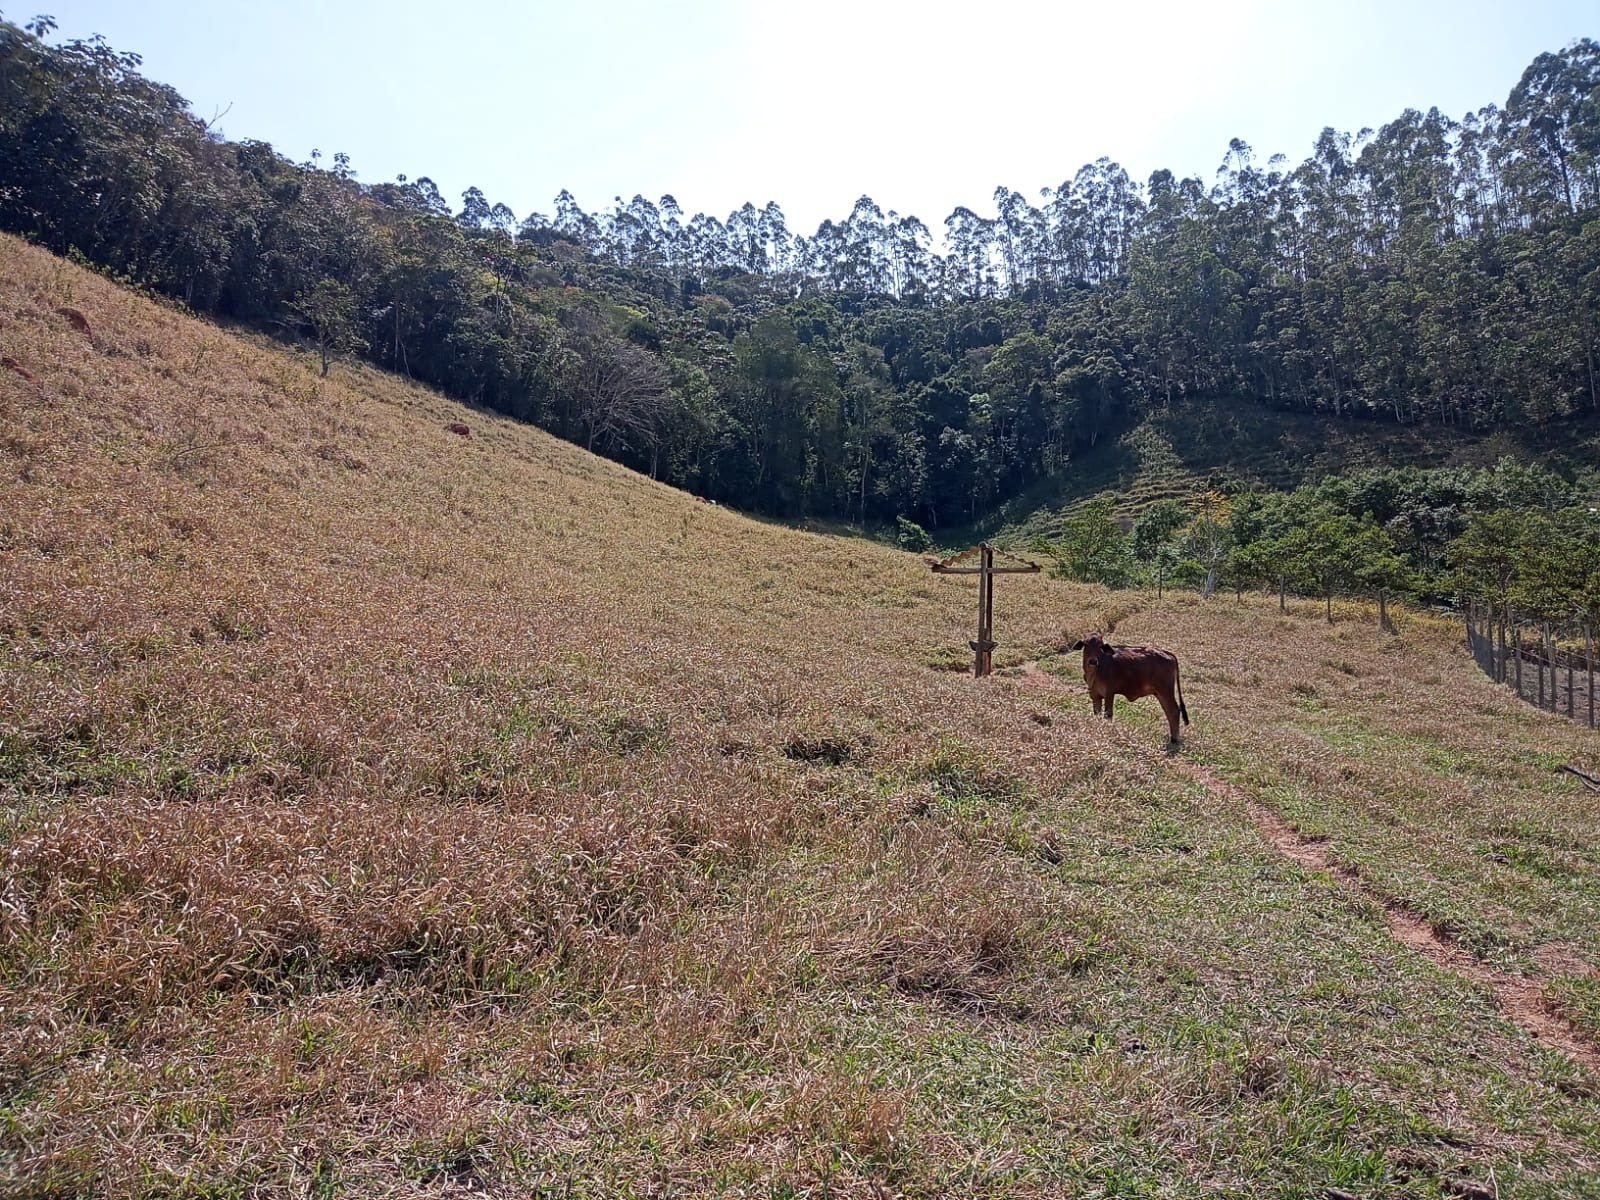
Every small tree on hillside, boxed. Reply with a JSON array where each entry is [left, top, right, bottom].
[[1513, 508, 1600, 710], [1182, 491, 1233, 599], [1280, 512, 1364, 623], [1446, 509, 1535, 673], [1226, 537, 1288, 608], [1132, 499, 1186, 598], [291, 279, 367, 378], [573, 335, 671, 455], [1351, 517, 1414, 633], [1051, 497, 1133, 587], [1226, 492, 1296, 609]]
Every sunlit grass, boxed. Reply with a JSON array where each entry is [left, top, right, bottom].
[[3, 235, 1599, 1197]]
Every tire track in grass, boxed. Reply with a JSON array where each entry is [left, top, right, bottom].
[[1016, 661, 1600, 1075]]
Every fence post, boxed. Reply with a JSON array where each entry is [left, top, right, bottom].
[[1588, 622, 1595, 730], [1567, 628, 1575, 719], [1533, 624, 1540, 708], [1545, 623, 1556, 711], [1512, 615, 1520, 693]]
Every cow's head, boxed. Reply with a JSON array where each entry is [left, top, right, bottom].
[[1072, 633, 1113, 670]]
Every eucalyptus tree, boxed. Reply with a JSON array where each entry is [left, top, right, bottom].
[[1498, 39, 1600, 220], [888, 213, 932, 300], [944, 206, 996, 299]]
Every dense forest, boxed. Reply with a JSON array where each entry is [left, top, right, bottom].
[[2, 16, 1599, 534]]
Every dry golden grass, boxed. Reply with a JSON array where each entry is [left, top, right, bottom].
[[4, 234, 1600, 1197]]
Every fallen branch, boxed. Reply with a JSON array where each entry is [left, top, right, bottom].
[[1558, 765, 1600, 791]]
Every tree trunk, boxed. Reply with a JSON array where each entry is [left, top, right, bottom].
[[1325, 591, 1333, 624], [1378, 590, 1390, 634]]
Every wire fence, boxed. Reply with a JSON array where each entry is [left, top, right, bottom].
[[1465, 602, 1599, 729]]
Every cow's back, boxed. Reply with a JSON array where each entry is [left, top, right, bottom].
[[1108, 645, 1178, 698]]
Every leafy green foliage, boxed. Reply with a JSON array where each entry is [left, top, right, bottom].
[[1048, 498, 1134, 587], [291, 279, 366, 377], [1, 18, 1598, 531], [895, 517, 933, 553]]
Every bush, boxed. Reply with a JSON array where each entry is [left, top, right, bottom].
[[896, 516, 933, 553]]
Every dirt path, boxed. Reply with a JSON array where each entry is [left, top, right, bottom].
[[1016, 662, 1600, 1075]]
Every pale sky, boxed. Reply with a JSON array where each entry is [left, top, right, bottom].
[[25, 0, 1599, 235]]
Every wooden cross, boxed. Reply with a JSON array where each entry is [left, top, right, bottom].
[[930, 543, 1041, 677]]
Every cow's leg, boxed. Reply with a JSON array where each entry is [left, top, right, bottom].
[[1092, 693, 1103, 716], [1157, 691, 1181, 743], [1104, 694, 1115, 721]]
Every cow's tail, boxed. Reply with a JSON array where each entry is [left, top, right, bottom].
[[1176, 661, 1190, 725]]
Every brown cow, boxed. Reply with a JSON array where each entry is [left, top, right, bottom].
[[1072, 633, 1190, 743]]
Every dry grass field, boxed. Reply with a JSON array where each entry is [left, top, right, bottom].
[[3, 234, 1599, 1198]]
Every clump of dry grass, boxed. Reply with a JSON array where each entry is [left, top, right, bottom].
[[5, 236, 1600, 1196], [816, 822, 1049, 1013]]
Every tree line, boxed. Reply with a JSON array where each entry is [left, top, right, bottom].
[[2, 16, 1598, 527], [1038, 462, 1599, 641]]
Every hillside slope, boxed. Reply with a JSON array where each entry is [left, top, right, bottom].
[[4, 236, 1600, 1198]]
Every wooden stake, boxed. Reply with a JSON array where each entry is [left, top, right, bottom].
[[1567, 629, 1575, 719], [931, 542, 1038, 679], [1509, 613, 1516, 689], [1544, 623, 1555, 710], [972, 544, 991, 677], [1588, 623, 1595, 730]]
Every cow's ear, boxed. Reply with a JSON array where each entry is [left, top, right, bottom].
[[1101, 643, 1116, 656], [1071, 639, 1083, 650]]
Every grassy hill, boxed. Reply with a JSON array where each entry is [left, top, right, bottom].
[[4, 235, 1600, 1198], [970, 397, 1600, 548]]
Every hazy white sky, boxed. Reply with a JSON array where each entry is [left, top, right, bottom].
[[29, 0, 1599, 234]]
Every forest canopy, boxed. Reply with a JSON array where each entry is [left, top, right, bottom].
[[2, 16, 1598, 526]]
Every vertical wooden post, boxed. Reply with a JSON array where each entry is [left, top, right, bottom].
[[972, 545, 986, 677], [1567, 629, 1575, 719], [1544, 623, 1555, 710], [1587, 623, 1595, 730], [979, 547, 992, 678], [1512, 617, 1520, 692], [971, 543, 996, 678], [932, 543, 1038, 679], [1482, 608, 1490, 671]]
